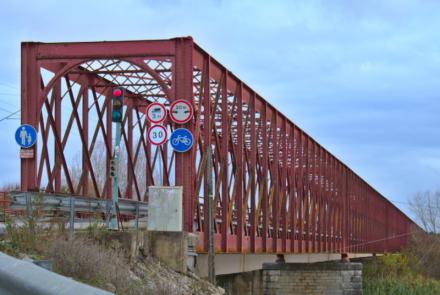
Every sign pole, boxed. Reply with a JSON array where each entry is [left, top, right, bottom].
[[111, 121, 122, 230]]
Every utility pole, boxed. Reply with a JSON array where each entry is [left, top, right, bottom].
[[207, 144, 216, 284], [110, 87, 124, 230]]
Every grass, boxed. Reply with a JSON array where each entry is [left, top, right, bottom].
[[364, 276, 440, 295], [363, 254, 440, 295]]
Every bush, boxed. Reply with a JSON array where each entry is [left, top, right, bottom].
[[364, 276, 440, 295], [48, 237, 144, 294], [363, 254, 440, 295]]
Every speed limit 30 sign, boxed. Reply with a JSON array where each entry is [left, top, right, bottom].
[[148, 125, 168, 145]]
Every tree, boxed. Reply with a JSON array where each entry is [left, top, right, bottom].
[[406, 190, 440, 279], [409, 190, 440, 233]]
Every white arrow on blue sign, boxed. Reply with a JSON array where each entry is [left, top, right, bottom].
[[170, 128, 193, 153], [15, 124, 37, 148]]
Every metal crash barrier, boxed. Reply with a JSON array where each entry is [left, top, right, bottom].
[[0, 252, 113, 295], [7, 192, 148, 237]]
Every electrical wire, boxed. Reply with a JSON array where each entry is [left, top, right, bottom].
[[0, 110, 20, 122], [334, 230, 419, 253]]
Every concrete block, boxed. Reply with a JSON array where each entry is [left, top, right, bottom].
[[96, 230, 147, 260], [148, 231, 190, 273], [148, 186, 183, 231]]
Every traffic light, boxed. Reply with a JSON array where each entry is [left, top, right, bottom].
[[112, 87, 124, 122], [110, 159, 117, 178]]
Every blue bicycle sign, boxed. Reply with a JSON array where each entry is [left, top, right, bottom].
[[170, 128, 193, 153], [15, 124, 37, 148]]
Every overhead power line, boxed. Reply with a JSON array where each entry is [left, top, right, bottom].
[[0, 81, 19, 91], [0, 110, 20, 123]]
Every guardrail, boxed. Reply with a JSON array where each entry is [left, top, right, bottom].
[[7, 192, 148, 238], [0, 251, 113, 295]]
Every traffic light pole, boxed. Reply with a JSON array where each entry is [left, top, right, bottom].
[[110, 120, 122, 230]]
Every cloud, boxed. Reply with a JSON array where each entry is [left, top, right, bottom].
[[0, 0, 439, 219]]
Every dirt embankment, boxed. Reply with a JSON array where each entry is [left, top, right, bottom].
[[0, 222, 224, 295]]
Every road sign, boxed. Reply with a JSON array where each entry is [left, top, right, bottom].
[[170, 99, 193, 124], [15, 124, 37, 148], [146, 102, 167, 124], [170, 128, 193, 153], [19, 148, 34, 159], [148, 125, 168, 145]]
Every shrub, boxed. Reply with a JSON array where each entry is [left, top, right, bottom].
[[47, 237, 144, 294]]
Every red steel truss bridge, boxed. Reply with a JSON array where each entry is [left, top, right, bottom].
[[19, 37, 417, 256]]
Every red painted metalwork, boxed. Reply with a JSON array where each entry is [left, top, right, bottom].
[[20, 37, 418, 254], [0, 192, 9, 222]]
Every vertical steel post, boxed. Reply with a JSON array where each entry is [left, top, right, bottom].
[[111, 121, 122, 230], [272, 111, 279, 252], [106, 94, 113, 199], [25, 193, 32, 219], [126, 107, 133, 198], [135, 202, 139, 231], [236, 83, 243, 252], [261, 103, 268, 252], [69, 196, 75, 240], [289, 125, 296, 253], [82, 87, 89, 195], [21, 43, 38, 192], [202, 56, 211, 251], [220, 71, 229, 252], [54, 79, 62, 192], [25, 192, 34, 237], [105, 200, 111, 228], [174, 37, 195, 233], [207, 142, 215, 284], [249, 93, 256, 253]]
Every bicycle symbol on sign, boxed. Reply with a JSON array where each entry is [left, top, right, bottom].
[[172, 135, 191, 146]]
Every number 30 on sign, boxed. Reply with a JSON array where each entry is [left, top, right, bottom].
[[148, 125, 168, 145]]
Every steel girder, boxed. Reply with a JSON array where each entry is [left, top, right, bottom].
[[20, 37, 416, 254]]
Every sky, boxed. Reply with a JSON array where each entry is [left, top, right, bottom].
[[0, 0, 439, 220]]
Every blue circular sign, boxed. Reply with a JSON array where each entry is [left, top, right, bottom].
[[170, 128, 193, 153], [15, 124, 37, 148]]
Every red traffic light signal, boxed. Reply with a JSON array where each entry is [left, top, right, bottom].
[[113, 88, 123, 97], [112, 87, 125, 123]]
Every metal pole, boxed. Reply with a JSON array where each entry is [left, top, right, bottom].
[[207, 144, 215, 284], [135, 202, 139, 231], [69, 197, 75, 240], [110, 121, 122, 230], [25, 193, 34, 237], [105, 200, 110, 228]]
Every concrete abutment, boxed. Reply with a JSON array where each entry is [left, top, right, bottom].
[[218, 262, 363, 295]]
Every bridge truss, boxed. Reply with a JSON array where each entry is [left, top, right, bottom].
[[21, 38, 416, 254]]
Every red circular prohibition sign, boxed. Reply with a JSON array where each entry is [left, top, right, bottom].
[[146, 102, 167, 124], [170, 99, 193, 124], [147, 125, 168, 146]]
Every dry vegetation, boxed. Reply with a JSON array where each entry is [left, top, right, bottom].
[[0, 216, 223, 295]]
